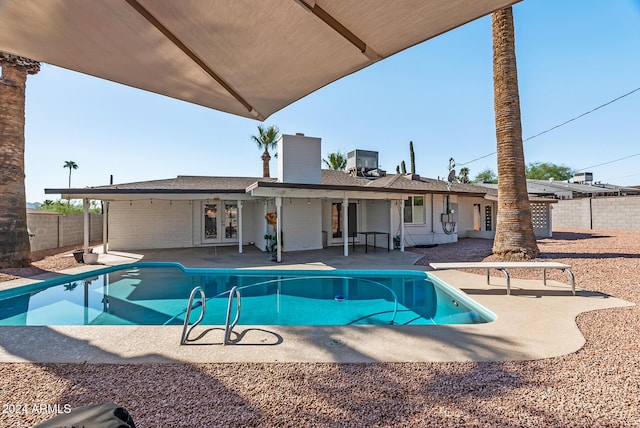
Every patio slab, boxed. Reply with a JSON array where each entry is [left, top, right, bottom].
[[0, 247, 633, 363]]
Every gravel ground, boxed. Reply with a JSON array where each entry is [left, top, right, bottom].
[[0, 229, 639, 427]]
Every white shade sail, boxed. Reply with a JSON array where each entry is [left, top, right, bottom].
[[0, 0, 519, 120]]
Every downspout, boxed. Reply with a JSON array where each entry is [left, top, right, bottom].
[[431, 194, 434, 232], [589, 197, 593, 230]]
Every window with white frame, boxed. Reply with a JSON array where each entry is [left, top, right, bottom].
[[404, 196, 425, 224]]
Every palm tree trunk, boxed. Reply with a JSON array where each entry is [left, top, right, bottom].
[[491, 7, 539, 260], [261, 149, 271, 178], [0, 64, 31, 267]]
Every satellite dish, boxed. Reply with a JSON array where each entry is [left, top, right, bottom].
[[447, 169, 456, 183]]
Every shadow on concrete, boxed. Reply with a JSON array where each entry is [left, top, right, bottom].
[[183, 326, 283, 346], [461, 288, 611, 299], [539, 252, 638, 259]]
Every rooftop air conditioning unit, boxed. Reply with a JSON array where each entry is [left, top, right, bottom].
[[572, 172, 593, 184], [346, 149, 378, 172]]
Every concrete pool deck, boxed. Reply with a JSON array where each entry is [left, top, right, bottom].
[[0, 246, 633, 363]]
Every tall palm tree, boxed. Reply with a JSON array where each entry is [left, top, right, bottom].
[[0, 53, 40, 268], [251, 125, 279, 178], [323, 151, 347, 170], [64, 160, 78, 187], [491, 8, 539, 260]]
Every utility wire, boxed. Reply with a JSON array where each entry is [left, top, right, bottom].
[[601, 172, 640, 182], [576, 153, 640, 172], [459, 86, 640, 166]]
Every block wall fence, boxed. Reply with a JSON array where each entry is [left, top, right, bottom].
[[552, 196, 640, 230], [26, 213, 103, 252]]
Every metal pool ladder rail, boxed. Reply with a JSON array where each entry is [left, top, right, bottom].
[[180, 286, 242, 345], [180, 286, 206, 345], [223, 286, 242, 345]]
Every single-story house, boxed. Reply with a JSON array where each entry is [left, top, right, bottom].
[[45, 134, 553, 261]]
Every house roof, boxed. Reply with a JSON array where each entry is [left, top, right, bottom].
[[526, 179, 620, 196], [46, 171, 489, 200], [475, 179, 640, 200]]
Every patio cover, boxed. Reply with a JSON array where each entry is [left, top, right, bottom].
[[0, 0, 518, 120]]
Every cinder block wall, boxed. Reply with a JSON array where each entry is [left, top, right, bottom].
[[552, 196, 640, 230], [27, 214, 60, 251], [27, 213, 103, 251]]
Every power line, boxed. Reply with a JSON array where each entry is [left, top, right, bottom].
[[601, 172, 640, 182], [459, 86, 640, 166], [576, 153, 640, 172]]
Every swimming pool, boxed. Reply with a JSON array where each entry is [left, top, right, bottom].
[[0, 264, 495, 326]]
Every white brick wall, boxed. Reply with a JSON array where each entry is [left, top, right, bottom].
[[363, 200, 391, 248], [281, 199, 322, 251], [109, 200, 193, 250]]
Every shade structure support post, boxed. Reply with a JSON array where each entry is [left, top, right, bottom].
[[400, 198, 405, 252], [238, 200, 243, 254], [343, 196, 349, 256], [102, 201, 109, 254], [276, 197, 282, 262], [83, 199, 90, 253]]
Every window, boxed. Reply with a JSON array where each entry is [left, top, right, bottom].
[[404, 196, 425, 224], [485, 205, 492, 231]]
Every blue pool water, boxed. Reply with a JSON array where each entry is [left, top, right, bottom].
[[0, 264, 495, 326]]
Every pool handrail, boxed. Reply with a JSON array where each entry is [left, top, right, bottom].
[[180, 286, 206, 345], [223, 286, 241, 345], [177, 275, 401, 339]]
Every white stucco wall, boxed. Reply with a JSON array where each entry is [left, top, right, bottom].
[[457, 196, 495, 238], [109, 200, 193, 250], [399, 194, 458, 246]]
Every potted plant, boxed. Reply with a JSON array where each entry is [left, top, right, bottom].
[[83, 252, 99, 264], [264, 232, 277, 261], [72, 249, 84, 263]]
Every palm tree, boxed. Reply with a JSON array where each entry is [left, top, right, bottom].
[[251, 125, 279, 178], [323, 151, 347, 170], [64, 160, 79, 187], [491, 8, 539, 260], [0, 53, 40, 268], [458, 167, 470, 183]]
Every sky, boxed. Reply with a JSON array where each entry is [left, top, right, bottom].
[[21, 0, 640, 203]]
